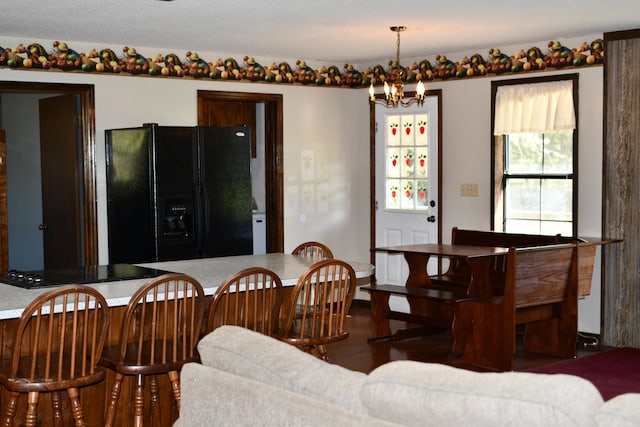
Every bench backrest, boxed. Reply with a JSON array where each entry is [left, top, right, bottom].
[[445, 227, 573, 289], [508, 243, 577, 308], [452, 227, 571, 248]]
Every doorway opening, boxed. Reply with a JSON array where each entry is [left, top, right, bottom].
[[197, 90, 284, 253], [0, 81, 97, 271]]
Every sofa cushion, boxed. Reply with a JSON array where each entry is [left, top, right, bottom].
[[197, 326, 367, 413], [594, 393, 640, 427], [361, 361, 604, 427], [175, 362, 401, 427]]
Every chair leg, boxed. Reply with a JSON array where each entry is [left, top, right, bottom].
[[67, 387, 87, 426], [168, 370, 181, 413], [150, 375, 161, 424], [25, 391, 39, 427], [104, 372, 124, 427], [317, 345, 329, 362], [134, 374, 145, 427], [51, 391, 64, 427], [1, 392, 20, 427]]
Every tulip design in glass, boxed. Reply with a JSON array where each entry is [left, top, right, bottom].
[[387, 182, 400, 208], [388, 148, 400, 178], [401, 180, 413, 209], [402, 148, 415, 176], [416, 149, 428, 177], [388, 120, 400, 146], [416, 181, 428, 208]]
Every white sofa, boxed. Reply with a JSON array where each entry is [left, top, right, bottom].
[[175, 326, 640, 427]]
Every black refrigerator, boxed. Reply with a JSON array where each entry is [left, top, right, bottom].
[[105, 123, 253, 264]]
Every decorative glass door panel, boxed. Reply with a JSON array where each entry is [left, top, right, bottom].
[[385, 113, 430, 211]]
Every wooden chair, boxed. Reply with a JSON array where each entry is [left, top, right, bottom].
[[291, 241, 334, 259], [99, 273, 206, 427], [0, 285, 110, 427], [207, 267, 283, 336], [279, 259, 356, 361]]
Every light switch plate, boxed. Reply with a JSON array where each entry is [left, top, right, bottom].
[[460, 183, 479, 197]]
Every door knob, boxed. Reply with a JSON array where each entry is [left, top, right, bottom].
[[426, 215, 436, 223], [38, 224, 48, 231]]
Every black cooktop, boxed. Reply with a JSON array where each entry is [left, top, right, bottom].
[[0, 264, 171, 289]]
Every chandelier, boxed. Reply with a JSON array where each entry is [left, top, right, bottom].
[[369, 26, 426, 108]]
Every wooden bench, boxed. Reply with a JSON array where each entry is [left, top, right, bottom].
[[363, 283, 473, 343], [430, 227, 572, 294], [458, 243, 578, 371]]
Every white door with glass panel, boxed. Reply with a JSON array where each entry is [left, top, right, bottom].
[[375, 98, 439, 312]]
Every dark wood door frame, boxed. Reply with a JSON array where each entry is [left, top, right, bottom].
[[369, 90, 444, 265], [197, 90, 284, 253], [0, 81, 98, 267]]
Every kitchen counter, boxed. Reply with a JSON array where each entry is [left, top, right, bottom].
[[0, 253, 374, 320]]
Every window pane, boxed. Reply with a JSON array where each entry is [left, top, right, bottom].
[[543, 130, 573, 173], [506, 133, 543, 173], [505, 178, 540, 220], [540, 221, 572, 237], [541, 179, 572, 221], [504, 219, 542, 234]]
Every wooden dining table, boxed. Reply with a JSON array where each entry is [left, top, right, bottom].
[[369, 244, 509, 342], [375, 243, 510, 295], [0, 253, 374, 426]]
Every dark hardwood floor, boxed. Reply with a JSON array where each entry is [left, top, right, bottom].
[[328, 300, 609, 373]]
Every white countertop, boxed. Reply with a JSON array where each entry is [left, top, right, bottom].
[[0, 254, 374, 320]]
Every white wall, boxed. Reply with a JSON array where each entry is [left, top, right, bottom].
[[418, 66, 603, 333], [0, 34, 604, 332], [0, 46, 372, 269]]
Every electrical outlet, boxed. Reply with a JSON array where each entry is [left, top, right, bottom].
[[460, 183, 479, 197]]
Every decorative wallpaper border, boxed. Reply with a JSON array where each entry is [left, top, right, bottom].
[[0, 39, 604, 87]]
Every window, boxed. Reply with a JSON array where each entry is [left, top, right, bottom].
[[384, 113, 430, 211], [492, 76, 578, 237]]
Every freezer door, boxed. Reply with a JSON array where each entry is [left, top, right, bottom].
[[198, 126, 253, 257], [153, 126, 200, 261], [105, 126, 155, 263]]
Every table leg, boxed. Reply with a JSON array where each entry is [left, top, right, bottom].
[[368, 292, 392, 341]]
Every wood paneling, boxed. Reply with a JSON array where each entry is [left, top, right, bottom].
[[197, 90, 284, 253], [602, 29, 640, 346]]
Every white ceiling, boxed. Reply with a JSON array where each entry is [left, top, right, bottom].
[[2, 0, 639, 66]]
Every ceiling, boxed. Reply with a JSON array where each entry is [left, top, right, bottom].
[[2, 0, 639, 66]]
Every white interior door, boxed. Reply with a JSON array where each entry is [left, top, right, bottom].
[[375, 97, 440, 311]]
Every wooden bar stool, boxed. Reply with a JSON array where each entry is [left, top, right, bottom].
[[99, 273, 206, 427], [291, 241, 334, 259], [279, 259, 356, 361], [0, 285, 110, 427], [207, 267, 283, 336]]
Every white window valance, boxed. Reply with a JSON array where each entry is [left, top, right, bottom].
[[494, 80, 575, 135]]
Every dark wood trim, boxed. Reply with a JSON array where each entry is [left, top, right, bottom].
[[0, 81, 98, 266], [197, 90, 284, 253], [368, 101, 376, 266], [369, 89, 444, 266], [604, 28, 640, 42]]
